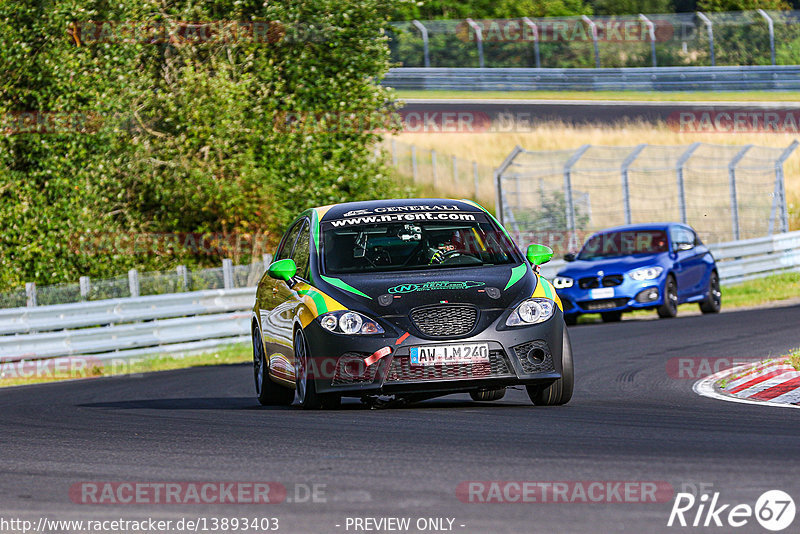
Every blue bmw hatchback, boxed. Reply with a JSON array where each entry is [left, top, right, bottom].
[[554, 223, 721, 324]]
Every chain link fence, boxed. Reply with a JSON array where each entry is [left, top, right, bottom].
[[496, 141, 798, 253], [388, 10, 800, 69]]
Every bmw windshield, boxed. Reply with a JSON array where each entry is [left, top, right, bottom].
[[577, 230, 669, 260], [322, 211, 521, 274]]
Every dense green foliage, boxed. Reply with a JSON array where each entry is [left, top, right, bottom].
[[0, 0, 408, 291]]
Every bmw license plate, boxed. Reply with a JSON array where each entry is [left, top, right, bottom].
[[409, 343, 490, 366], [590, 287, 614, 299]]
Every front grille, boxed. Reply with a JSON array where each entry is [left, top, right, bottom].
[[579, 298, 629, 311], [385, 349, 511, 383], [578, 277, 600, 289], [410, 304, 478, 337], [512, 340, 556, 374], [602, 274, 624, 287]]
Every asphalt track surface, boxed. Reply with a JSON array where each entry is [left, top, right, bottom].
[[399, 98, 800, 126], [2, 304, 800, 534]]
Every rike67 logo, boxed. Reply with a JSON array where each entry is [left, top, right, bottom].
[[668, 490, 795, 531]]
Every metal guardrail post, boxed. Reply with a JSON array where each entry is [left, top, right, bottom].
[[411, 20, 431, 67], [79, 276, 91, 300], [222, 259, 234, 289], [26, 282, 37, 308], [639, 14, 657, 67], [697, 12, 715, 67], [494, 145, 524, 227], [620, 144, 647, 225], [411, 145, 418, 182], [676, 143, 701, 224], [757, 9, 776, 66], [466, 18, 485, 68], [128, 269, 140, 298], [177, 265, 189, 291], [522, 17, 541, 68], [473, 161, 480, 199], [728, 145, 752, 241], [564, 145, 591, 248], [582, 15, 601, 68], [431, 149, 438, 187]]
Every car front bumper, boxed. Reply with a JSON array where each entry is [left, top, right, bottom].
[[556, 277, 665, 316]]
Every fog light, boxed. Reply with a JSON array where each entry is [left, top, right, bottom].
[[635, 287, 660, 303], [526, 347, 546, 364]]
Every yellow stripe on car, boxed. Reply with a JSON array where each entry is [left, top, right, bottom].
[[533, 275, 563, 311]]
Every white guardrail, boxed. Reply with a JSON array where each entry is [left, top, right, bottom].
[[1, 231, 799, 365]]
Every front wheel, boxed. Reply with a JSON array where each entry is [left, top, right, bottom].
[[657, 275, 678, 318], [526, 329, 573, 406], [699, 271, 721, 314], [294, 329, 341, 410]]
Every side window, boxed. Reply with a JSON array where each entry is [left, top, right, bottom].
[[276, 221, 303, 262], [671, 227, 694, 251], [292, 221, 311, 281]]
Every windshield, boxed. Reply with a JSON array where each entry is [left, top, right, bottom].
[[577, 229, 669, 260], [322, 212, 520, 274]]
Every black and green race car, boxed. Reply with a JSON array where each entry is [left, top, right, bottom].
[[251, 198, 573, 409]]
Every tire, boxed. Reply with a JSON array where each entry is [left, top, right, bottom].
[[526, 329, 574, 406], [469, 388, 506, 402], [564, 314, 578, 326], [657, 275, 678, 318], [294, 329, 341, 410], [699, 271, 721, 314], [601, 311, 622, 323], [253, 326, 293, 406]]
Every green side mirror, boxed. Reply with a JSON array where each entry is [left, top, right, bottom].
[[527, 244, 554, 266], [268, 258, 297, 282]]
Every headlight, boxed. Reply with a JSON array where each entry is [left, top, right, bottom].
[[629, 266, 664, 281], [318, 311, 384, 335], [506, 298, 556, 326], [553, 276, 574, 289]]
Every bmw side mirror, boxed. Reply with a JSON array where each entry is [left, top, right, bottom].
[[268, 258, 297, 282], [563, 253, 576, 262], [527, 244, 554, 266]]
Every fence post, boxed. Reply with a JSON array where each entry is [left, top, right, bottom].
[[564, 145, 591, 249], [494, 145, 525, 227], [431, 149, 438, 187], [757, 9, 776, 66], [452, 155, 458, 185], [639, 14, 657, 67], [465, 18, 485, 68], [25, 282, 37, 307], [473, 161, 480, 199], [128, 269, 140, 298], [697, 12, 715, 67], [79, 276, 91, 300], [411, 145, 418, 182], [522, 17, 541, 68], [728, 145, 752, 241], [391, 138, 398, 167], [412, 20, 431, 67], [222, 258, 234, 289], [676, 142, 701, 224], [177, 265, 189, 291], [581, 16, 601, 68], [621, 144, 647, 225], [772, 140, 800, 234]]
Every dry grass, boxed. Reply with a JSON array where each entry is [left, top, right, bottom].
[[390, 120, 800, 230]]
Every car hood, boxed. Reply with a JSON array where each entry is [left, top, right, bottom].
[[316, 264, 535, 317], [556, 254, 668, 278]]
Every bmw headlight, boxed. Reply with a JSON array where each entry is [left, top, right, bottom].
[[629, 266, 664, 281], [506, 298, 556, 326], [318, 311, 384, 335], [553, 276, 574, 289]]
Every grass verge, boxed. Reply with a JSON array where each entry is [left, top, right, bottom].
[[396, 89, 800, 102], [0, 343, 251, 388]]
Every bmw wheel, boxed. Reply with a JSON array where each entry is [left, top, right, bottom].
[[294, 329, 341, 410], [253, 326, 293, 406], [699, 271, 721, 314], [657, 275, 678, 318]]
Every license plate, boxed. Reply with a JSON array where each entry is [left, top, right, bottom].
[[590, 287, 615, 299], [409, 343, 490, 366]]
